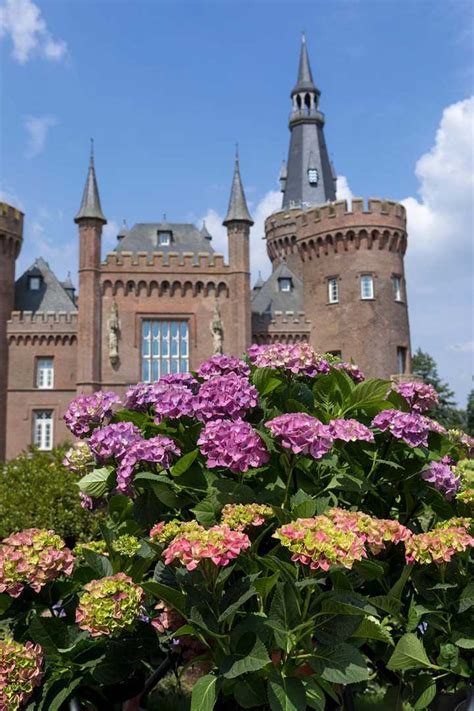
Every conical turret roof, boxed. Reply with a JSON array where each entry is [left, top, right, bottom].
[[223, 151, 254, 226], [292, 33, 318, 94], [75, 143, 106, 223]]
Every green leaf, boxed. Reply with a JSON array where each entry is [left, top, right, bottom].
[[254, 573, 280, 599], [389, 564, 412, 599], [303, 678, 326, 711], [191, 498, 218, 526], [290, 490, 316, 518], [77, 466, 113, 497], [143, 582, 187, 617], [459, 582, 474, 613], [171, 449, 199, 476], [413, 675, 437, 710], [0, 593, 12, 614], [234, 678, 267, 708], [252, 367, 283, 396], [28, 616, 70, 658], [221, 633, 270, 679], [345, 378, 390, 412], [218, 577, 257, 622], [190, 674, 218, 711], [47, 677, 83, 711], [269, 583, 300, 652], [267, 674, 307, 711], [386, 633, 435, 671], [370, 595, 402, 616], [451, 631, 474, 649], [353, 617, 394, 645], [82, 549, 113, 577], [310, 643, 370, 684], [353, 560, 385, 581], [150, 482, 181, 508]]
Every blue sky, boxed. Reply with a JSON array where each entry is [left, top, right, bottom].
[[1, 0, 473, 404]]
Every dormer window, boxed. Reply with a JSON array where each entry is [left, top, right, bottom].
[[279, 277, 292, 292], [28, 276, 41, 291], [157, 231, 171, 247], [308, 168, 319, 186]]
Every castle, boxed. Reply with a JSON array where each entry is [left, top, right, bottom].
[[0, 37, 411, 460]]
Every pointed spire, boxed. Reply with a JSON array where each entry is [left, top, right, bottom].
[[200, 220, 212, 240], [253, 271, 264, 290], [117, 219, 128, 241], [223, 148, 254, 226], [292, 32, 317, 94], [75, 140, 107, 223]]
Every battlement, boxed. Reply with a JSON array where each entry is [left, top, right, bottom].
[[0, 203, 24, 259], [102, 250, 229, 272], [252, 310, 311, 332], [7, 311, 78, 327]]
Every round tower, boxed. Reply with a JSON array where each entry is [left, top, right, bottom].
[[265, 198, 411, 378], [0, 203, 23, 460]]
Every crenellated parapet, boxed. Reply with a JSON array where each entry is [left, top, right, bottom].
[[265, 198, 407, 263], [101, 277, 230, 298], [7, 311, 78, 345], [252, 310, 311, 345], [102, 251, 229, 272], [0, 203, 23, 259]]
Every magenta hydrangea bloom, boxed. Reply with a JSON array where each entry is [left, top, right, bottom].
[[116, 436, 181, 494], [163, 524, 251, 570], [88, 422, 142, 462], [153, 384, 196, 423], [194, 373, 258, 421], [395, 381, 439, 413], [159, 372, 198, 390], [123, 382, 160, 411], [329, 418, 374, 443], [425, 418, 447, 436], [197, 418, 269, 473], [372, 409, 430, 448], [422, 457, 461, 500], [247, 343, 329, 376], [334, 362, 365, 383], [198, 354, 250, 380], [265, 413, 333, 459], [63, 391, 120, 437]]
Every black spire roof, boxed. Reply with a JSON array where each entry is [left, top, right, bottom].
[[223, 151, 254, 226], [292, 33, 318, 94], [75, 142, 107, 223]]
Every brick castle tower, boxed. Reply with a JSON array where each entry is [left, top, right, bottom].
[[262, 36, 411, 377]]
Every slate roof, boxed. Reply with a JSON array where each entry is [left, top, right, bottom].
[[292, 34, 318, 94], [223, 154, 254, 225], [115, 222, 214, 255], [14, 257, 77, 313], [75, 150, 106, 223], [251, 262, 304, 315]]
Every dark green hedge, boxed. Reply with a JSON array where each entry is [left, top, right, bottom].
[[0, 446, 100, 545]]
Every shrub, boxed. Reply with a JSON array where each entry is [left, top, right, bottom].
[[0, 349, 473, 710], [0, 447, 100, 545]]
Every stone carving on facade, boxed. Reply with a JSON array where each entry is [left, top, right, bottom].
[[210, 299, 224, 355], [107, 300, 120, 365]]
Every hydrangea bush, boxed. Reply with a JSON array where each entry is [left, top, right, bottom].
[[0, 346, 473, 710]]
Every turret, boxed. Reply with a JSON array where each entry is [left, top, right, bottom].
[[0, 203, 23, 459], [75, 143, 106, 393]]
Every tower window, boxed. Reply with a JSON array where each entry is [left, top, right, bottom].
[[308, 168, 319, 186], [328, 277, 339, 304], [33, 410, 53, 450], [28, 276, 41, 291], [360, 275, 374, 300], [278, 277, 292, 292], [392, 275, 402, 302], [157, 231, 171, 246], [397, 347, 407, 374], [36, 357, 54, 389], [142, 320, 189, 381]]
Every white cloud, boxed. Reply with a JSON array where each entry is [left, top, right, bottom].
[[102, 220, 120, 252], [336, 175, 353, 206], [0, 0, 66, 63], [24, 115, 57, 157], [447, 340, 474, 353]]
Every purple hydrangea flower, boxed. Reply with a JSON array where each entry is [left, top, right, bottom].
[[116, 436, 181, 495], [153, 384, 195, 423], [63, 391, 120, 437], [79, 492, 100, 511], [425, 418, 447, 436], [395, 381, 439, 413], [265, 413, 333, 459], [194, 373, 258, 421], [422, 457, 461, 500], [197, 419, 269, 473], [328, 418, 374, 443], [123, 382, 160, 412], [372, 409, 430, 448], [159, 373, 198, 392], [197, 355, 250, 380], [247, 343, 329, 377], [334, 362, 365, 383], [88, 422, 142, 462]]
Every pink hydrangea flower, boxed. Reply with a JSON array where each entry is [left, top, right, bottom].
[[247, 343, 329, 376], [395, 381, 439, 413], [334, 362, 365, 383], [76, 573, 144, 637], [372, 409, 431, 448], [63, 391, 120, 437], [328, 418, 374, 443], [194, 373, 258, 421], [425, 418, 447, 436], [0, 529, 74, 598], [422, 457, 461, 500], [0, 638, 43, 710], [265, 413, 333, 459], [124, 375, 198, 412], [153, 384, 196, 423], [198, 355, 250, 380], [116, 436, 181, 494], [326, 508, 411, 554], [163, 524, 251, 570], [405, 523, 474, 564], [88, 422, 142, 462], [197, 418, 269, 473]]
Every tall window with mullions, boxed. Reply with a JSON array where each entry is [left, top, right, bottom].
[[141, 320, 189, 381]]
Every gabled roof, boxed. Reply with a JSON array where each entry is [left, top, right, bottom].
[[251, 261, 304, 315], [115, 222, 214, 255], [14, 257, 77, 313]]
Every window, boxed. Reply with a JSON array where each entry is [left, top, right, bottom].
[[28, 276, 41, 291], [142, 320, 189, 381], [328, 278, 339, 303], [157, 231, 171, 246], [307, 168, 319, 186], [36, 358, 54, 389], [392, 276, 402, 302], [278, 278, 292, 292], [33, 411, 53, 450], [360, 275, 374, 300], [397, 347, 407, 374]]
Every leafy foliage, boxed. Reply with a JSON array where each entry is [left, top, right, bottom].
[[412, 348, 466, 429]]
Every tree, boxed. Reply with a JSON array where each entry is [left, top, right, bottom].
[[411, 348, 466, 430], [466, 389, 474, 436]]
